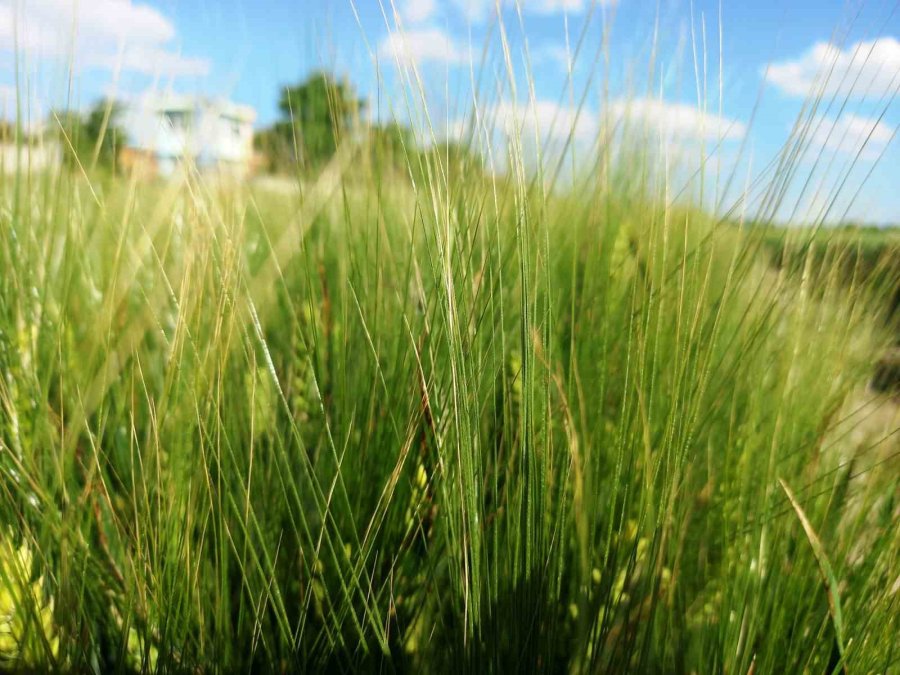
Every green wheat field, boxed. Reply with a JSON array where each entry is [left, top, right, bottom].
[[0, 5, 899, 674]]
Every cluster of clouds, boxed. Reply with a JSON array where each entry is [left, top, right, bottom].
[[766, 37, 900, 100], [766, 38, 899, 160], [381, 0, 897, 161], [0, 0, 209, 78], [383, 0, 614, 66], [398, 0, 607, 25], [381, 0, 745, 150], [807, 112, 895, 161], [480, 97, 745, 146], [379, 27, 470, 67]]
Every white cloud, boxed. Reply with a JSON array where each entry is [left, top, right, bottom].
[[609, 97, 746, 142], [530, 0, 594, 12], [807, 113, 895, 160], [452, 0, 613, 22], [766, 37, 900, 99], [449, 97, 743, 150], [533, 43, 572, 70], [402, 0, 438, 23], [379, 27, 468, 66], [494, 99, 598, 142], [437, 100, 597, 177], [90, 45, 210, 78], [441, 96, 742, 181], [0, 0, 209, 77]]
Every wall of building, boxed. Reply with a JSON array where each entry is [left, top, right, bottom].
[[0, 143, 62, 174], [120, 96, 256, 177]]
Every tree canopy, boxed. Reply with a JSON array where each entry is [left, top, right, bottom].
[[254, 70, 486, 179], [54, 100, 126, 171], [267, 71, 366, 171]]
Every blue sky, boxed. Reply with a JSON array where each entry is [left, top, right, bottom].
[[1, 0, 898, 223]]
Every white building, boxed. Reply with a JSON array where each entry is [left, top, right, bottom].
[[0, 141, 61, 175], [120, 94, 256, 177]]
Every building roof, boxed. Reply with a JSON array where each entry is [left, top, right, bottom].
[[127, 93, 256, 123]]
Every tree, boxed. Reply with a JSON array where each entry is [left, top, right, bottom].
[[260, 71, 366, 172], [55, 100, 126, 171], [83, 100, 126, 169], [253, 126, 294, 175], [416, 139, 485, 183], [368, 121, 413, 169]]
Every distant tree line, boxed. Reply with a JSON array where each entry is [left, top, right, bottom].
[[53, 100, 127, 171], [0, 100, 126, 171], [3, 71, 482, 178], [254, 70, 482, 177]]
